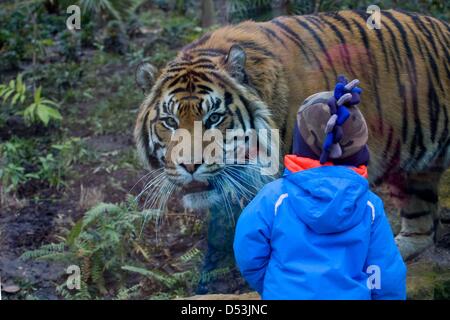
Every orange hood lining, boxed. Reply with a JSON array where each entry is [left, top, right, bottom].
[[284, 155, 368, 178]]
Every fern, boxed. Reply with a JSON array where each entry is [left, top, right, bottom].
[[91, 252, 107, 294], [56, 280, 92, 300], [227, 0, 272, 21], [81, 256, 91, 283], [21, 198, 205, 299], [66, 220, 83, 248], [115, 284, 142, 300], [199, 267, 232, 284], [21, 199, 147, 298], [82, 202, 122, 227], [122, 265, 178, 288], [179, 247, 203, 263], [79, 0, 137, 22], [20, 242, 65, 261]]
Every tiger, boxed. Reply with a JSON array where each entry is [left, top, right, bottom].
[[134, 9, 450, 261]]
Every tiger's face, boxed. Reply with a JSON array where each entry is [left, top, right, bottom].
[[134, 45, 277, 210]]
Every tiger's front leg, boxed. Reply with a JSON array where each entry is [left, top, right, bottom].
[[394, 172, 442, 260], [195, 202, 246, 294]]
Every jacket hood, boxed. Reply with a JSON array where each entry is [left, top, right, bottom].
[[284, 166, 369, 234]]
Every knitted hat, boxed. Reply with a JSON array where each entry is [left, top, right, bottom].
[[293, 76, 370, 166]]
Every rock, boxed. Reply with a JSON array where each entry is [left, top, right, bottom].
[[2, 284, 20, 294]]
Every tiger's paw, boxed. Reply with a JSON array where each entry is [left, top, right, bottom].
[[395, 234, 434, 261]]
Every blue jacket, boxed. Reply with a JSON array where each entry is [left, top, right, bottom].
[[233, 166, 407, 300]]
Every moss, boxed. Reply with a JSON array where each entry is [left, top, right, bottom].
[[434, 279, 450, 299], [407, 262, 450, 300], [439, 169, 450, 208]]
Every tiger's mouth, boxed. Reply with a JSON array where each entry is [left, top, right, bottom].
[[182, 180, 214, 194]]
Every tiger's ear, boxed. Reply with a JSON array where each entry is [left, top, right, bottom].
[[225, 45, 246, 83], [136, 62, 158, 93]]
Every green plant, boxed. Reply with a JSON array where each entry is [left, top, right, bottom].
[[180, 247, 202, 263], [125, 47, 151, 67], [58, 29, 82, 62], [80, 0, 134, 23], [0, 137, 87, 193], [0, 163, 27, 193], [0, 7, 30, 70], [115, 284, 143, 300], [23, 86, 62, 126], [20, 198, 152, 298], [24, 62, 84, 100], [87, 71, 142, 135], [35, 153, 64, 188], [0, 75, 62, 126], [227, 0, 273, 21], [20, 197, 206, 299], [52, 137, 90, 167], [0, 138, 36, 192], [148, 43, 177, 67], [20, 242, 66, 261], [161, 15, 202, 47], [0, 74, 27, 106], [33, 138, 88, 189]]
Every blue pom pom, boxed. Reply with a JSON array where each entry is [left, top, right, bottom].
[[349, 93, 361, 106], [327, 97, 338, 115], [320, 132, 334, 163], [319, 151, 330, 164], [337, 75, 348, 85], [336, 105, 350, 125], [351, 87, 362, 94], [333, 126, 343, 143], [323, 132, 334, 151], [334, 83, 346, 100]]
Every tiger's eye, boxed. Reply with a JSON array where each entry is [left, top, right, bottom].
[[165, 117, 177, 128], [209, 113, 221, 124]]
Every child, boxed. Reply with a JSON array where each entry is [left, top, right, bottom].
[[233, 77, 407, 300]]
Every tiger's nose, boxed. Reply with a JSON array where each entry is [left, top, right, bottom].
[[180, 163, 201, 174]]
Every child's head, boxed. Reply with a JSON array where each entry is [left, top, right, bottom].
[[293, 79, 370, 167]]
